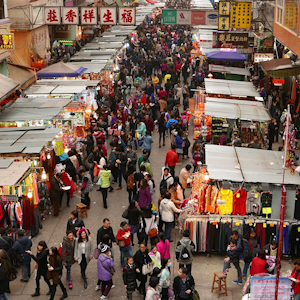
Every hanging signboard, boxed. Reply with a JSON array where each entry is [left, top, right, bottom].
[[99, 7, 117, 25], [218, 16, 230, 30], [81, 7, 97, 25], [45, 7, 61, 25], [216, 32, 249, 49], [219, 1, 230, 15], [62, 7, 79, 25], [253, 53, 273, 63], [0, 33, 15, 50], [118, 8, 135, 25], [230, 2, 251, 29], [162, 9, 218, 25]]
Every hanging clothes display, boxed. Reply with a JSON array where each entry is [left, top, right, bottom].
[[246, 190, 261, 215], [232, 188, 247, 216], [217, 189, 233, 215], [261, 192, 273, 218]]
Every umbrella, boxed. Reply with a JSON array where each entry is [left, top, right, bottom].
[[133, 0, 148, 4], [146, 0, 157, 3], [37, 62, 87, 79], [206, 51, 247, 62]]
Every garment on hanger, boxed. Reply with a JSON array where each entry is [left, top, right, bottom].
[[255, 223, 266, 248], [221, 222, 232, 253], [217, 189, 233, 215], [207, 222, 220, 253], [266, 224, 277, 244], [246, 190, 261, 215], [232, 188, 247, 215], [289, 224, 300, 256], [294, 191, 300, 220], [261, 192, 273, 218]]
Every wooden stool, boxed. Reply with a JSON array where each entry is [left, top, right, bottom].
[[76, 203, 87, 218], [211, 271, 227, 298]]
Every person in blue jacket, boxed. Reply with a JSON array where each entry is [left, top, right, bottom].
[[175, 130, 184, 163], [141, 131, 153, 157]]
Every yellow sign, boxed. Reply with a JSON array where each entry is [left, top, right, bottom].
[[0, 33, 15, 50], [263, 223, 267, 228], [230, 2, 251, 29], [284, 2, 297, 32], [218, 16, 230, 30], [219, 1, 230, 15], [262, 207, 272, 215]]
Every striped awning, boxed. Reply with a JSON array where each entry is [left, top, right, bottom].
[[260, 58, 300, 78]]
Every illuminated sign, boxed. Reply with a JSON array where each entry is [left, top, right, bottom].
[[0, 34, 15, 50]]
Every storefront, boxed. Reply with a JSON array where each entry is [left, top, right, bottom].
[[180, 145, 300, 255]]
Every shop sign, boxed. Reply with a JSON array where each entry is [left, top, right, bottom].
[[118, 8, 135, 25], [206, 11, 218, 25], [219, 1, 230, 15], [45, 7, 61, 25], [57, 39, 75, 45], [250, 276, 292, 300], [62, 7, 79, 25], [177, 10, 192, 25], [162, 9, 177, 24], [230, 2, 251, 29], [53, 25, 76, 40], [0, 195, 18, 202], [99, 7, 117, 25], [218, 16, 230, 30], [191, 11, 206, 25], [81, 7, 97, 25], [0, 33, 14, 50], [253, 53, 273, 63], [216, 32, 248, 49], [272, 78, 285, 85]]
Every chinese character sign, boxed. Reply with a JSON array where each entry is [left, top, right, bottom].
[[45, 7, 61, 24], [118, 8, 135, 25], [99, 7, 116, 25], [0, 34, 15, 50], [216, 32, 248, 49], [81, 7, 97, 25], [218, 16, 230, 30], [219, 1, 230, 15], [162, 10, 177, 24], [62, 7, 78, 25], [230, 2, 251, 29]]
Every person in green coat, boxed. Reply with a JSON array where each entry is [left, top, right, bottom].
[[137, 120, 146, 138], [138, 149, 150, 170], [99, 165, 111, 209]]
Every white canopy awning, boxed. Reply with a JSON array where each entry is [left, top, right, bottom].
[[209, 65, 251, 76], [0, 161, 32, 186], [206, 145, 300, 185], [205, 97, 271, 122], [204, 78, 260, 98], [65, 62, 106, 74]]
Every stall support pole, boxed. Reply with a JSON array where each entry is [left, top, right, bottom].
[[275, 105, 290, 300]]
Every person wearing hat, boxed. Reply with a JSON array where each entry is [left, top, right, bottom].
[[175, 230, 195, 274], [97, 245, 114, 300], [74, 228, 93, 289]]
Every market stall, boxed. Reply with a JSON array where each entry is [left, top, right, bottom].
[[181, 145, 300, 254], [208, 64, 251, 81]]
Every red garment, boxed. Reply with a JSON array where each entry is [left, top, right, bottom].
[[250, 257, 268, 276], [101, 144, 107, 157], [141, 96, 147, 106], [232, 188, 247, 215], [94, 131, 105, 145], [158, 90, 167, 100], [165, 149, 178, 167], [143, 119, 154, 132], [291, 268, 300, 294], [61, 171, 77, 197], [255, 223, 266, 248], [116, 227, 131, 247]]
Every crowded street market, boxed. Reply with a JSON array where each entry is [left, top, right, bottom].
[[1, 0, 300, 300]]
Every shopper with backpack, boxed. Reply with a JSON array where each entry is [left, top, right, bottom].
[[125, 165, 137, 203], [160, 168, 174, 190], [176, 230, 195, 274]]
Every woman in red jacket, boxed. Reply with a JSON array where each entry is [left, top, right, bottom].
[[250, 250, 270, 276], [290, 260, 300, 300], [116, 221, 132, 269]]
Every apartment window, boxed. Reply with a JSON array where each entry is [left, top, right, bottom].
[[277, 0, 299, 33], [276, 0, 284, 24], [0, 0, 4, 19]]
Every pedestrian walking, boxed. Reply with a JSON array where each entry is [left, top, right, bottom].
[[98, 165, 112, 209], [123, 256, 137, 300], [78, 168, 93, 209], [117, 221, 133, 269], [50, 173, 63, 217], [159, 258, 172, 300], [96, 219, 117, 257], [0, 256, 10, 300], [156, 233, 170, 260], [61, 231, 75, 289], [146, 277, 160, 300], [165, 145, 179, 177], [179, 164, 191, 199], [66, 211, 85, 236], [125, 165, 137, 203], [173, 267, 195, 300], [138, 179, 152, 209]]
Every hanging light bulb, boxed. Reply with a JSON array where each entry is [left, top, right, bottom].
[[47, 153, 51, 159], [41, 170, 47, 180], [204, 174, 209, 181], [34, 160, 37, 166], [27, 189, 33, 199]]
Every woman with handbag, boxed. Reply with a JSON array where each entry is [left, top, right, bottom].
[[159, 258, 172, 300], [97, 245, 114, 300], [74, 228, 93, 289], [116, 221, 133, 269], [61, 231, 75, 290], [27, 241, 51, 297], [134, 243, 154, 297], [140, 204, 158, 246], [123, 200, 142, 247]]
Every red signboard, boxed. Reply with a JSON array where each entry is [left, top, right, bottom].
[[191, 11, 206, 25], [272, 79, 285, 85]]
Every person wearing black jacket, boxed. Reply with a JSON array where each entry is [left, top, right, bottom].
[[0, 228, 13, 260], [134, 243, 153, 297], [268, 118, 277, 150], [115, 147, 128, 190], [123, 256, 137, 300], [97, 218, 117, 256], [173, 267, 195, 300], [66, 211, 85, 236], [0, 256, 10, 300], [27, 241, 51, 297]]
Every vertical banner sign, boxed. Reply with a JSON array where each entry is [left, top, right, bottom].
[[99, 7, 117, 25], [81, 7, 97, 25], [118, 8, 135, 25], [177, 10, 192, 25], [219, 16, 230, 30], [162, 9, 177, 24], [62, 7, 78, 25], [219, 1, 230, 15], [230, 2, 251, 28], [284, 2, 297, 30], [45, 7, 61, 25], [191, 11, 206, 25]]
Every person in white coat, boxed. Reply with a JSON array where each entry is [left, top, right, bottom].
[[146, 277, 160, 300], [159, 192, 181, 242]]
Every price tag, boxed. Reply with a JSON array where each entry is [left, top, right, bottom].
[[236, 193, 240, 198], [270, 223, 274, 227], [262, 207, 272, 215], [249, 222, 253, 226], [235, 222, 240, 226], [263, 223, 267, 228], [254, 193, 258, 199], [283, 224, 287, 228], [298, 227, 300, 233], [213, 222, 218, 225]]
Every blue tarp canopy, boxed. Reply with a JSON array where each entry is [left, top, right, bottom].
[[206, 51, 247, 62], [37, 62, 87, 79]]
